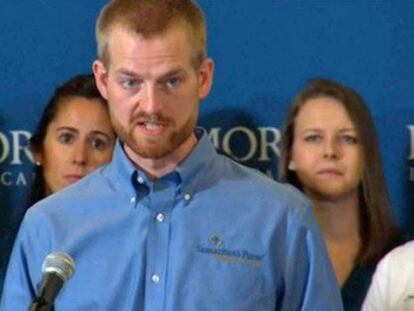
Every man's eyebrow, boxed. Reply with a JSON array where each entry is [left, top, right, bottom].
[[114, 68, 138, 77], [114, 67, 186, 79], [160, 68, 185, 77]]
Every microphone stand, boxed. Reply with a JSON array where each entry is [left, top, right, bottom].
[[28, 273, 64, 311], [28, 301, 53, 311]]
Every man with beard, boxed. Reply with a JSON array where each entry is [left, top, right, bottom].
[[1, 0, 343, 310]]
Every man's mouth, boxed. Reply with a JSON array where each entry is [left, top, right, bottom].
[[142, 121, 163, 130], [136, 120, 167, 136]]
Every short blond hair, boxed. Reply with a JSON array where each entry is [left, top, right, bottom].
[[96, 0, 207, 67]]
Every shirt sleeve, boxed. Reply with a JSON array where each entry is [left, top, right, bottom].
[[361, 256, 389, 311], [362, 242, 414, 311], [276, 201, 344, 311], [0, 213, 48, 310]]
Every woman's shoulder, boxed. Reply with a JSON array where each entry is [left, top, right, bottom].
[[381, 240, 414, 268]]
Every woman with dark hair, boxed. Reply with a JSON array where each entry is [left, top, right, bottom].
[[279, 78, 400, 310], [28, 74, 115, 206]]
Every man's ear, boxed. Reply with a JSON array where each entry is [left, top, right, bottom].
[[197, 57, 214, 100], [93, 60, 109, 100]]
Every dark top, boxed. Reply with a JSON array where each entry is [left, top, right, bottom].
[[341, 265, 374, 311]]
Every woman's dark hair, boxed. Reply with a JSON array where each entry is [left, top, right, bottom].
[[27, 74, 108, 206], [279, 78, 399, 266]]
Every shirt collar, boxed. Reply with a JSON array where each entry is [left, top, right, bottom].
[[105, 140, 138, 198], [175, 127, 218, 194], [106, 127, 218, 198]]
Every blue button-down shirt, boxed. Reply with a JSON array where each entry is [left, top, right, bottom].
[[0, 128, 343, 311]]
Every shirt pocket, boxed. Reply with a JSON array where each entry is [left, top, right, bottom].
[[185, 253, 265, 304]]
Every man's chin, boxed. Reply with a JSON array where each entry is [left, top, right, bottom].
[[134, 143, 173, 159], [125, 125, 195, 160]]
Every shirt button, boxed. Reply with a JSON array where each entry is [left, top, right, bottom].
[[155, 213, 165, 223], [151, 274, 160, 284], [184, 193, 191, 201], [137, 176, 144, 184], [130, 196, 136, 204]]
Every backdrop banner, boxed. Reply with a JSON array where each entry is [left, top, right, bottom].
[[1, 0, 413, 295]]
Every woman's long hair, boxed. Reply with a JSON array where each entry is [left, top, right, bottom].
[[279, 78, 400, 266], [27, 74, 108, 207]]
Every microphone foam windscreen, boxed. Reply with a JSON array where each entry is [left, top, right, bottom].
[[42, 252, 75, 281]]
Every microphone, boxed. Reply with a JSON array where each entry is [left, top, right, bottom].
[[28, 252, 76, 311]]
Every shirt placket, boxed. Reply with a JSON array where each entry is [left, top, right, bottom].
[[144, 180, 176, 311]]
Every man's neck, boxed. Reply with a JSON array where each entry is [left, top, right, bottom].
[[124, 133, 198, 181]]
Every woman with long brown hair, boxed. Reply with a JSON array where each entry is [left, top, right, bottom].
[[28, 74, 115, 205], [279, 78, 400, 310]]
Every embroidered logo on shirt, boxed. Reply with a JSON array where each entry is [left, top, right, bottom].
[[209, 234, 224, 248], [197, 234, 264, 267]]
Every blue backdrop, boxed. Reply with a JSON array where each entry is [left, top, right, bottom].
[[1, 0, 414, 293]]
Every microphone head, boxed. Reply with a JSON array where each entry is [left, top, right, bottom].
[[42, 252, 75, 282]]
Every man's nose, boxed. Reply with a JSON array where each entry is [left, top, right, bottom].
[[140, 84, 161, 114]]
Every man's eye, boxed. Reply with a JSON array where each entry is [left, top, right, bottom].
[[58, 132, 75, 144], [165, 77, 180, 89], [121, 79, 139, 90]]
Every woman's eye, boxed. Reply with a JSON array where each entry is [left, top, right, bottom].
[[58, 132, 74, 144], [90, 137, 108, 151], [304, 135, 321, 142], [341, 135, 358, 144]]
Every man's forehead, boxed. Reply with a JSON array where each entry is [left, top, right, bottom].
[[113, 64, 188, 79], [105, 25, 195, 71], [107, 21, 192, 45]]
